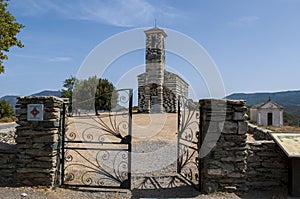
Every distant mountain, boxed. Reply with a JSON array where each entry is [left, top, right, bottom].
[[0, 90, 61, 109], [31, 90, 61, 97], [227, 90, 300, 119], [226, 90, 300, 107]]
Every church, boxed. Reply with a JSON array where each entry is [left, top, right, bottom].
[[137, 27, 189, 113], [250, 98, 284, 127]]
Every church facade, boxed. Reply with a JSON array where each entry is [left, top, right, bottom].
[[137, 27, 188, 113], [250, 98, 284, 127]]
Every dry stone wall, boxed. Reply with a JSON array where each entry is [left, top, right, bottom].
[[0, 96, 66, 186], [247, 123, 272, 140], [247, 140, 288, 190], [200, 99, 248, 193], [199, 99, 289, 193], [0, 143, 17, 186]]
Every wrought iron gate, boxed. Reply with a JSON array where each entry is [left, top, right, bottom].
[[60, 89, 132, 189], [177, 95, 201, 191]]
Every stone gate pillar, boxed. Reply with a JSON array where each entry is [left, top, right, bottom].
[[15, 96, 65, 186], [199, 99, 248, 193]]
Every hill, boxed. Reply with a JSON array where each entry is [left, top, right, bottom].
[[227, 90, 300, 107], [227, 90, 300, 119], [0, 90, 61, 109], [31, 90, 61, 97]]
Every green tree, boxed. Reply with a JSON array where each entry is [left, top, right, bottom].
[[95, 78, 117, 115], [0, 0, 24, 73], [64, 76, 117, 115], [61, 76, 77, 112], [0, 100, 14, 118], [73, 76, 98, 112]]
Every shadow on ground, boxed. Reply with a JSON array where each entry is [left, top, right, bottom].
[[131, 175, 200, 198]]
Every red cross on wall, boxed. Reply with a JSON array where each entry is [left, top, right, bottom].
[[30, 107, 40, 118]]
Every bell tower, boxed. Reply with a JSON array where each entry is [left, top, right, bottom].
[[137, 27, 188, 113], [144, 28, 167, 85], [143, 27, 167, 113]]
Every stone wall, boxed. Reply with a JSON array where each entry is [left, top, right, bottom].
[[138, 82, 184, 113], [0, 96, 65, 186], [247, 123, 272, 140], [247, 140, 288, 190], [199, 99, 249, 192], [199, 99, 289, 193], [0, 143, 17, 186]]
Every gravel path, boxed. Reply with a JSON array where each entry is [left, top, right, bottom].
[[0, 186, 296, 199], [0, 186, 238, 199]]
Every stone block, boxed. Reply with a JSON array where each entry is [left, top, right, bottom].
[[222, 163, 235, 172], [22, 149, 55, 157], [238, 122, 248, 134], [227, 172, 244, 178], [224, 134, 247, 142], [232, 106, 247, 112], [26, 161, 55, 169], [35, 157, 56, 162], [32, 121, 60, 128], [226, 100, 246, 106], [222, 122, 238, 134], [247, 155, 261, 162], [256, 152, 277, 157], [16, 168, 53, 173], [221, 156, 246, 162], [44, 112, 60, 120], [207, 168, 222, 176], [32, 134, 59, 143], [233, 112, 247, 121], [219, 141, 236, 148]]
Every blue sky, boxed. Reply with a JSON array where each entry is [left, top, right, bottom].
[[1, 0, 300, 100]]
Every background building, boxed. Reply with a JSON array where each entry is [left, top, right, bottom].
[[137, 27, 188, 113], [250, 98, 284, 127]]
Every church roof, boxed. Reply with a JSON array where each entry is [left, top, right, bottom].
[[164, 71, 189, 86], [251, 98, 284, 110], [144, 27, 167, 37]]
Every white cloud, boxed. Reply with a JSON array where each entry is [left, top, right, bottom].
[[10, 0, 179, 27], [49, 56, 72, 62], [11, 53, 71, 62], [229, 16, 260, 27]]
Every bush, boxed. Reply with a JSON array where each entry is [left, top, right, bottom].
[[0, 100, 15, 118]]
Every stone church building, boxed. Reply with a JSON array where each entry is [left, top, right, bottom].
[[250, 98, 284, 127], [137, 27, 188, 113]]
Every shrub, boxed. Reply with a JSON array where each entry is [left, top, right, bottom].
[[0, 100, 14, 118]]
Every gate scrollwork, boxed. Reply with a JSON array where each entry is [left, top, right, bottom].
[[177, 95, 201, 190], [61, 89, 132, 189]]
